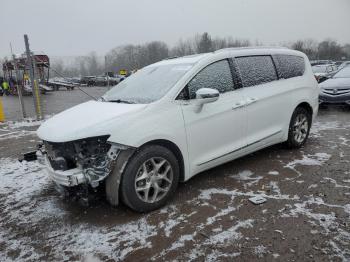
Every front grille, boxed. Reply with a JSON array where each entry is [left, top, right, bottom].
[[323, 88, 350, 96]]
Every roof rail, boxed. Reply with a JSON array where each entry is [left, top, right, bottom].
[[163, 56, 179, 60], [214, 46, 288, 53]]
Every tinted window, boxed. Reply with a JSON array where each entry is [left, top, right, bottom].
[[187, 60, 234, 99], [275, 55, 305, 79], [236, 56, 277, 87]]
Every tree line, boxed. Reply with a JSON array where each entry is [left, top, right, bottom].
[[50, 32, 350, 77]]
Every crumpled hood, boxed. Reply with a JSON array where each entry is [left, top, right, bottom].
[[37, 101, 147, 142], [319, 78, 350, 89]]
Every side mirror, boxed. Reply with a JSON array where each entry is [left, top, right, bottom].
[[195, 88, 219, 105]]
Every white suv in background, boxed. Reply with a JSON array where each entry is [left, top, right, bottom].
[[37, 47, 319, 212]]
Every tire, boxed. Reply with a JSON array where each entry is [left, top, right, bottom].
[[286, 107, 312, 148], [120, 145, 179, 212]]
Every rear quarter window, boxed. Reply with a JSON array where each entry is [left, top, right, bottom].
[[236, 56, 278, 87], [274, 55, 305, 79]]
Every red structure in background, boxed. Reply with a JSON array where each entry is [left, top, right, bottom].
[[2, 54, 50, 95]]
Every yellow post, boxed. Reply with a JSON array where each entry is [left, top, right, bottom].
[[0, 96, 5, 122], [33, 80, 42, 120]]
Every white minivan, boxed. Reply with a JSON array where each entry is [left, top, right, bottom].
[[37, 47, 319, 212]]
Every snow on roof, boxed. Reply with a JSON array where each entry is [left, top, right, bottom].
[[215, 46, 304, 57], [150, 47, 303, 68], [214, 46, 288, 52], [151, 53, 210, 66]]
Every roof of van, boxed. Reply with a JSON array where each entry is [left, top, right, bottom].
[[153, 47, 304, 67]]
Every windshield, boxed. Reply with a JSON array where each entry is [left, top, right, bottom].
[[102, 63, 193, 103], [333, 66, 350, 78]]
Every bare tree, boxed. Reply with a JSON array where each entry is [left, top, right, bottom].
[[291, 39, 318, 60], [42, 35, 350, 78], [317, 39, 346, 60], [195, 32, 213, 53], [170, 39, 194, 57]]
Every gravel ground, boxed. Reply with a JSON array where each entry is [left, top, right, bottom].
[[0, 90, 349, 261]]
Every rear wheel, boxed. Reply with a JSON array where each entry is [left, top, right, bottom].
[[286, 107, 312, 148], [120, 145, 179, 212]]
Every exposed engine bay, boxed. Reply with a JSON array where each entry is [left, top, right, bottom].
[[43, 136, 130, 187]]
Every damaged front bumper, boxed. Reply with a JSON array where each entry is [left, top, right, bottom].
[[45, 156, 86, 187], [41, 137, 134, 188]]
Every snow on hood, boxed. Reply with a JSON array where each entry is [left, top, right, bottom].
[[319, 78, 350, 89], [37, 101, 147, 142]]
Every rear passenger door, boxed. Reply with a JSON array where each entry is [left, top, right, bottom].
[[235, 55, 286, 148]]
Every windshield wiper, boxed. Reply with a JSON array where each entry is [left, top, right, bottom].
[[106, 99, 135, 104]]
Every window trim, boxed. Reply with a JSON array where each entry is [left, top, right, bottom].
[[234, 55, 279, 88], [229, 58, 243, 89], [176, 58, 237, 100]]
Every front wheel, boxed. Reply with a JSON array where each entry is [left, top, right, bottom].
[[120, 145, 179, 212], [286, 107, 312, 148]]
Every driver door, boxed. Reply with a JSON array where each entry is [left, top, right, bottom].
[[178, 59, 247, 174]]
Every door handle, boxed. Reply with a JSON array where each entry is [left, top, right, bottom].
[[245, 97, 258, 106], [232, 101, 246, 110]]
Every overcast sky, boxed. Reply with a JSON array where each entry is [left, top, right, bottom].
[[1, 0, 349, 57]]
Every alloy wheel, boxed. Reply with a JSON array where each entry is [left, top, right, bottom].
[[134, 157, 173, 203], [293, 114, 309, 143]]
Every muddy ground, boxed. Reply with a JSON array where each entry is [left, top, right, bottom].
[[0, 89, 349, 261]]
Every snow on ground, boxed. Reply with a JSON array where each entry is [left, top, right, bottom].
[[0, 130, 36, 141], [285, 152, 331, 169], [0, 159, 159, 261], [1, 115, 54, 129], [231, 170, 263, 189], [268, 170, 279, 176], [0, 116, 349, 261], [310, 120, 350, 138]]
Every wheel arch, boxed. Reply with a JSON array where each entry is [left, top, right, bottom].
[[140, 139, 185, 182], [296, 102, 313, 118]]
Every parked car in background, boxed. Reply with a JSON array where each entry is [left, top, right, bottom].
[[81, 76, 97, 86], [80, 75, 120, 87], [312, 64, 338, 83], [337, 61, 350, 71], [319, 66, 350, 106], [37, 47, 318, 212], [47, 77, 77, 91], [310, 60, 334, 66]]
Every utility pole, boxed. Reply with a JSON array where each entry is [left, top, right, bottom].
[[10, 43, 26, 119], [24, 34, 42, 120], [105, 55, 110, 87]]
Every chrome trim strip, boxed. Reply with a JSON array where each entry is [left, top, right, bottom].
[[198, 130, 282, 166]]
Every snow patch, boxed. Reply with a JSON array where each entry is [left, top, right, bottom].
[[268, 171, 279, 176], [205, 219, 254, 245], [285, 153, 331, 169], [253, 245, 267, 258], [231, 170, 263, 188], [199, 188, 299, 202]]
